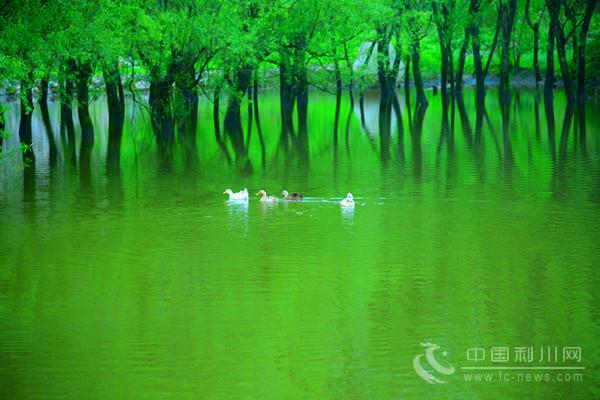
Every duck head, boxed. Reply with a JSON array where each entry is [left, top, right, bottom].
[[256, 190, 267, 197], [282, 190, 289, 197], [346, 193, 354, 201], [223, 189, 233, 196]]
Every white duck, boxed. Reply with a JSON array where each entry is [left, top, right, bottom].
[[223, 188, 249, 201], [340, 193, 355, 208], [256, 190, 279, 203]]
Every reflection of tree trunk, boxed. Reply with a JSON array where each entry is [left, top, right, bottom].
[[296, 57, 309, 169], [534, 92, 541, 139], [246, 85, 253, 153], [403, 56, 413, 129], [225, 67, 253, 175], [359, 93, 367, 130], [253, 75, 266, 168], [411, 106, 426, 180], [77, 62, 94, 186], [104, 63, 125, 178], [19, 85, 35, 167], [213, 88, 232, 164], [23, 155, 36, 204], [559, 103, 574, 159], [225, 99, 246, 157], [500, 93, 513, 172], [344, 102, 353, 156], [0, 111, 4, 152], [378, 93, 393, 165], [333, 62, 342, 148], [40, 79, 58, 167], [295, 48, 308, 134], [392, 94, 404, 163], [577, 107, 587, 156], [173, 59, 199, 140], [439, 45, 452, 107], [60, 78, 77, 166], [149, 70, 174, 146], [404, 55, 411, 95], [21, 85, 36, 207], [456, 95, 473, 149], [544, 95, 556, 162]]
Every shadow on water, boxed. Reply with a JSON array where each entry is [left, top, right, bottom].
[[224, 95, 253, 177], [213, 88, 232, 165], [392, 93, 404, 167], [411, 104, 427, 184], [5, 85, 600, 214], [106, 102, 125, 208], [17, 86, 37, 216], [499, 89, 514, 184], [60, 84, 77, 167], [378, 92, 392, 166], [435, 96, 456, 187]]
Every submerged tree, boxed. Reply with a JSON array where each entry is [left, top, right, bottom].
[[404, 0, 430, 109], [524, 0, 546, 85]]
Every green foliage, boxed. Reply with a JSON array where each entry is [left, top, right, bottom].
[[0, 0, 598, 99]]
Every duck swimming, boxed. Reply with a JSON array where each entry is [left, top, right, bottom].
[[282, 190, 304, 200], [223, 188, 249, 201], [257, 190, 279, 203], [340, 193, 355, 208]]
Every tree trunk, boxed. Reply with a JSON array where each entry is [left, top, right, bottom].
[[61, 77, 77, 166], [296, 66, 308, 134], [546, 0, 575, 101], [377, 31, 394, 100], [19, 84, 35, 166], [412, 41, 428, 109], [103, 63, 125, 176], [455, 31, 470, 96], [173, 59, 198, 138], [224, 66, 252, 172], [76, 62, 94, 138], [404, 55, 411, 93], [253, 73, 266, 167], [499, 0, 517, 103], [576, 0, 597, 105], [279, 57, 295, 135], [472, 26, 485, 102], [533, 27, 541, 83], [440, 46, 449, 106], [295, 47, 309, 134], [149, 72, 174, 145], [333, 61, 342, 146], [76, 61, 94, 184], [40, 78, 58, 166], [544, 22, 555, 99]]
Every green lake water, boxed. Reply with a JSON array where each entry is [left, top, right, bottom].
[[1, 89, 599, 399]]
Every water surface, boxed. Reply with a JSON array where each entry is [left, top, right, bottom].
[[1, 89, 599, 399]]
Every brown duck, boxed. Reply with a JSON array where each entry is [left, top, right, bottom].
[[282, 190, 304, 200]]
